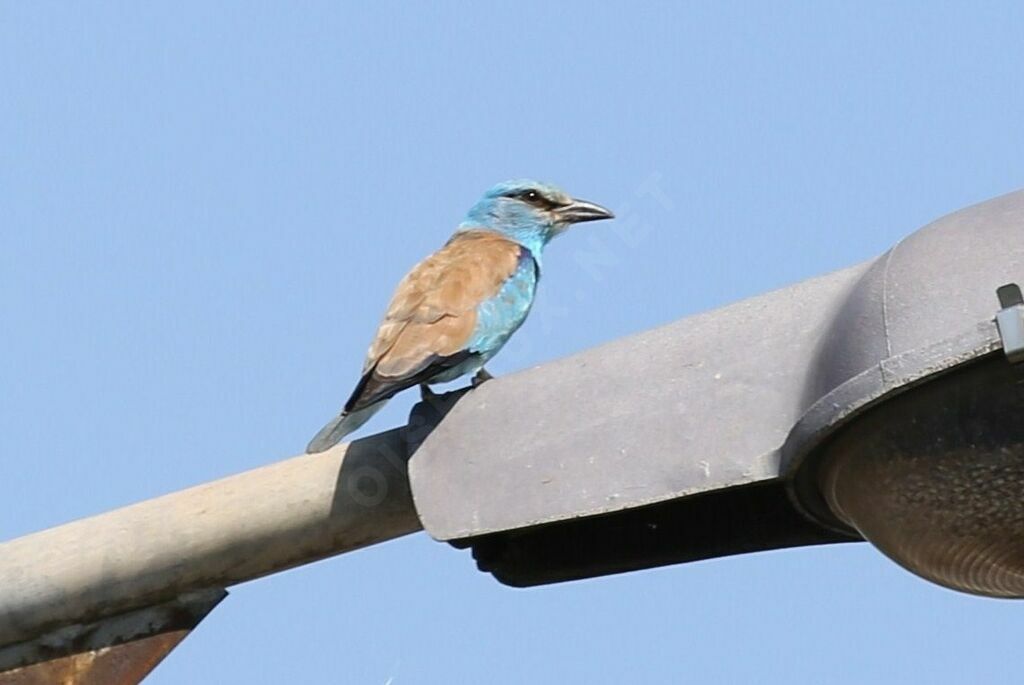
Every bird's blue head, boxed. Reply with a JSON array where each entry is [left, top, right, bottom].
[[458, 180, 614, 256]]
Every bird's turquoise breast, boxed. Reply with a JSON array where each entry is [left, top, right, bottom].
[[468, 248, 539, 360]]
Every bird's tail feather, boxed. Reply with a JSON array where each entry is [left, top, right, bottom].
[[305, 401, 387, 453]]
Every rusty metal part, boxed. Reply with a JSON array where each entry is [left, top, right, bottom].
[[0, 635, 184, 685], [0, 590, 225, 684]]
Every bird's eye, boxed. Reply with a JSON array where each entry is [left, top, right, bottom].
[[502, 188, 549, 205]]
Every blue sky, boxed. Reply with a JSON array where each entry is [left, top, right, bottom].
[[3, 2, 1024, 682]]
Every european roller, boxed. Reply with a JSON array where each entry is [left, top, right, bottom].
[[306, 180, 614, 453]]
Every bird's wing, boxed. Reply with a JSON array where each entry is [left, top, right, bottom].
[[344, 230, 525, 412]]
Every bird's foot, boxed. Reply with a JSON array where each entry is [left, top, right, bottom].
[[471, 368, 493, 388], [420, 383, 439, 402]]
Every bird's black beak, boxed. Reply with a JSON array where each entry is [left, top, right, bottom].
[[555, 198, 615, 224]]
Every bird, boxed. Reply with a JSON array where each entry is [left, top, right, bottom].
[[306, 179, 614, 453]]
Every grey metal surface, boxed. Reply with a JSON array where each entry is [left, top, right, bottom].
[[0, 430, 421, 649], [410, 189, 1024, 542], [409, 264, 869, 539], [783, 192, 1024, 526], [789, 190, 1024, 457]]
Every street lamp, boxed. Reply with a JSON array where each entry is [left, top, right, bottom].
[[411, 189, 1024, 595], [2, 188, 1022, 682]]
